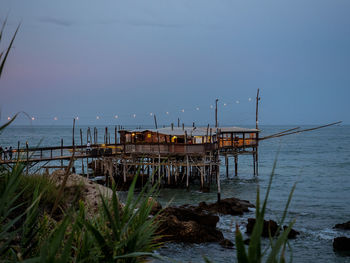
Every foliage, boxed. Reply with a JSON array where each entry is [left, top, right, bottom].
[[0, 17, 20, 79], [234, 159, 296, 263], [82, 178, 163, 262]]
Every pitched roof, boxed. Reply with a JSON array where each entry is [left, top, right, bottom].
[[119, 126, 259, 136]]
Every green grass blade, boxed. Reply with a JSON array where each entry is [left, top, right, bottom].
[[0, 23, 20, 79], [235, 224, 249, 263]]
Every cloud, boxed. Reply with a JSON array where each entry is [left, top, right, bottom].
[[38, 17, 75, 27]]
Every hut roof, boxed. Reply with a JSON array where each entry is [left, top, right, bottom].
[[218, 127, 260, 133], [119, 126, 259, 136]]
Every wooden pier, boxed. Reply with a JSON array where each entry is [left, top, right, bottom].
[[0, 126, 260, 201]]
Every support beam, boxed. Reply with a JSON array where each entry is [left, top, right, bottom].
[[225, 154, 229, 178], [216, 155, 221, 202], [234, 154, 238, 176]]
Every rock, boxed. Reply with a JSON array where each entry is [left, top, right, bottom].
[[50, 170, 115, 215], [333, 236, 350, 251], [246, 218, 299, 239], [183, 197, 254, 216], [158, 206, 224, 243], [283, 226, 300, 239], [219, 239, 234, 249], [156, 197, 254, 246], [334, 221, 350, 230], [246, 218, 278, 237]]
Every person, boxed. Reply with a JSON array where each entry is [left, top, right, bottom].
[[0, 146, 3, 160], [3, 147, 8, 160], [8, 147, 13, 160]]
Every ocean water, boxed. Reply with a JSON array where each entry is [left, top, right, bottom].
[[1, 124, 350, 262]]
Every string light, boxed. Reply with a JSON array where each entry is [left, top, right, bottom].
[[5, 96, 256, 123]]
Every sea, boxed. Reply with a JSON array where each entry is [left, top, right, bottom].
[[0, 124, 349, 262]]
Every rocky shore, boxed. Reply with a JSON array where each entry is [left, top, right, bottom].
[[333, 221, 350, 253], [153, 197, 255, 248], [246, 218, 300, 239]]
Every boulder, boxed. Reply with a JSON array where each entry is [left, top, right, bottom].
[[333, 236, 350, 251], [246, 218, 299, 239], [283, 226, 300, 239], [158, 206, 224, 243], [334, 221, 350, 230], [181, 197, 254, 216]]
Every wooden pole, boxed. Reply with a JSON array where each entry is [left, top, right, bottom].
[[234, 154, 238, 176], [215, 98, 218, 128], [216, 154, 221, 202], [87, 127, 90, 143], [72, 118, 75, 147], [209, 151, 213, 182], [61, 139, 63, 167], [186, 155, 189, 190], [80, 129, 85, 175], [115, 126, 117, 144], [225, 154, 229, 178], [256, 88, 260, 130], [86, 152, 89, 179], [17, 141, 20, 160], [123, 158, 127, 183], [154, 114, 158, 129], [178, 118, 180, 127], [256, 133, 259, 176], [253, 147, 256, 176], [72, 118, 76, 173], [206, 124, 209, 143]]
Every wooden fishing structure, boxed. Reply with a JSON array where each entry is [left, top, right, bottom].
[[0, 89, 342, 201]]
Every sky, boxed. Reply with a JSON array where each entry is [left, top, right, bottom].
[[0, 0, 349, 126]]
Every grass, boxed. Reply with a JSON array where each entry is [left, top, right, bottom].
[[0, 163, 164, 262]]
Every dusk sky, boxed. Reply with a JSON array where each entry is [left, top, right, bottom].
[[1, 0, 349, 126]]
